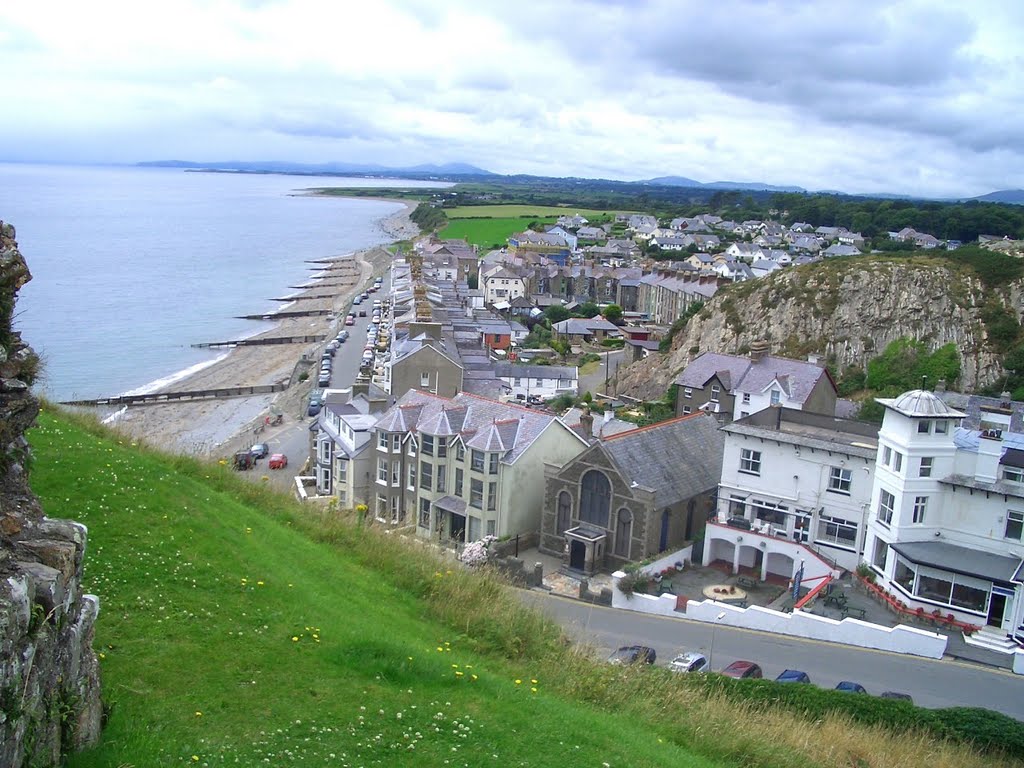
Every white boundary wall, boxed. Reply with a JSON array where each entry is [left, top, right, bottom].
[[611, 571, 948, 659], [639, 545, 695, 577]]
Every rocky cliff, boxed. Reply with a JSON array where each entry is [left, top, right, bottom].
[[0, 222, 102, 767], [617, 257, 1016, 401]]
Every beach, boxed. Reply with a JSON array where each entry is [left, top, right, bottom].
[[102, 200, 419, 458]]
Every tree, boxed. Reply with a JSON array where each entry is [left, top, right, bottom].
[[545, 305, 571, 324], [466, 272, 478, 289], [602, 304, 623, 324], [574, 301, 600, 318]]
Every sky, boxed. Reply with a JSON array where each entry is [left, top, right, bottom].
[[1, 0, 1022, 198]]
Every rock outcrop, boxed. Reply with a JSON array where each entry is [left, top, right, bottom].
[[617, 257, 1014, 401], [0, 221, 102, 767]]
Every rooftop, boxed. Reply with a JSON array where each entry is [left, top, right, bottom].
[[725, 407, 879, 459]]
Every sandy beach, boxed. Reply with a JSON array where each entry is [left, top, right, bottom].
[[102, 199, 420, 458]]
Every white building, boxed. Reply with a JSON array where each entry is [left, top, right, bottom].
[[705, 408, 878, 584], [492, 362, 578, 401], [864, 391, 1024, 641], [706, 389, 1024, 646]]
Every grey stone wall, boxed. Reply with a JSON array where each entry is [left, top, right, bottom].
[[0, 221, 102, 768]]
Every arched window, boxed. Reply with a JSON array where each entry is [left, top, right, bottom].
[[579, 470, 611, 528], [614, 508, 632, 557], [556, 491, 572, 534]]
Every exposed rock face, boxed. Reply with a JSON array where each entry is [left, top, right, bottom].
[[617, 258, 1009, 401], [0, 221, 102, 767]]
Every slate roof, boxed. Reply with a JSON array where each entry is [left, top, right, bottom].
[[552, 316, 619, 335], [937, 390, 1024, 432], [674, 352, 833, 404], [493, 362, 578, 380], [373, 390, 585, 463], [599, 413, 724, 504]]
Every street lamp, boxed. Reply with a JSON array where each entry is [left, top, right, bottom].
[[709, 611, 727, 671]]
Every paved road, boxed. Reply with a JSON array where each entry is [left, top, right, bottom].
[[579, 348, 625, 398], [249, 266, 391, 488], [523, 591, 1024, 719]]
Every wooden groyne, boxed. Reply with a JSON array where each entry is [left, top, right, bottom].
[[60, 382, 289, 407], [192, 334, 327, 349], [270, 293, 336, 302], [289, 281, 352, 289], [235, 309, 332, 320]]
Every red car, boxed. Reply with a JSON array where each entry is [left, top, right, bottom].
[[268, 453, 288, 470], [345, 316, 355, 326], [720, 661, 763, 679]]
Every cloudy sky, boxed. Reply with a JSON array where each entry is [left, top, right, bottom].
[[1, 0, 1021, 197]]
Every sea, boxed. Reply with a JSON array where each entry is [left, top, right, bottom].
[[0, 163, 445, 402]]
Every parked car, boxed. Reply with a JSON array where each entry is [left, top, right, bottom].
[[307, 393, 323, 416], [353, 296, 362, 305], [250, 443, 269, 459], [607, 646, 656, 665], [326, 341, 339, 352], [268, 453, 288, 470], [359, 309, 367, 317], [720, 661, 763, 679], [668, 651, 708, 674], [233, 451, 255, 470], [775, 669, 811, 684], [835, 681, 867, 694], [879, 691, 913, 703], [318, 373, 331, 387], [336, 330, 349, 342], [345, 316, 355, 326]]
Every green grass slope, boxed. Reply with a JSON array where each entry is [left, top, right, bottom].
[[439, 216, 559, 248], [26, 408, 1021, 768], [27, 411, 715, 767]]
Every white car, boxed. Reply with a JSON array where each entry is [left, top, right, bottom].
[[668, 651, 709, 674]]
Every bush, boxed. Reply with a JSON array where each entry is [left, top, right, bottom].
[[601, 338, 625, 348]]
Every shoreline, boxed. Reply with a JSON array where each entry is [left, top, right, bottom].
[[99, 198, 421, 458]]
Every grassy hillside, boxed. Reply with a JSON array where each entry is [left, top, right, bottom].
[[26, 407, 1021, 768], [443, 205, 622, 218]]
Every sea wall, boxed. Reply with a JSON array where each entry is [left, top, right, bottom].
[[0, 221, 102, 767]]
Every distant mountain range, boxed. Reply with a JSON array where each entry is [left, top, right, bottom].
[[137, 160, 494, 177], [642, 175, 807, 193], [137, 160, 1024, 204], [968, 189, 1024, 205]]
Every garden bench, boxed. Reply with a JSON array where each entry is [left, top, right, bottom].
[[736, 576, 758, 590], [823, 592, 848, 609], [842, 605, 867, 620]]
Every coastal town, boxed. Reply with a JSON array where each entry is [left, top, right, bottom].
[[201, 203, 1024, 690]]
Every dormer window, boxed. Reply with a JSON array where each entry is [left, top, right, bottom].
[[710, 385, 720, 403], [1004, 467, 1024, 484], [770, 390, 781, 406]]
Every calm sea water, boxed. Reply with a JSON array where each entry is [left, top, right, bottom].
[[0, 164, 441, 401]]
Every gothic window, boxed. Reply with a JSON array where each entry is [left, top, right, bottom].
[[579, 470, 611, 528], [614, 508, 632, 557], [557, 491, 572, 534]]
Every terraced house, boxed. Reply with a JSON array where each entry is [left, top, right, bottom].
[[369, 390, 588, 541]]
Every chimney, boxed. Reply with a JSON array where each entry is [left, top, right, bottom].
[[976, 428, 1003, 484], [603, 410, 615, 425], [935, 379, 946, 394], [749, 339, 770, 363], [579, 406, 594, 435], [807, 353, 819, 365]]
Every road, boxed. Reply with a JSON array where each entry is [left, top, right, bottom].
[[578, 348, 625, 398], [523, 590, 1024, 720], [250, 266, 391, 489]]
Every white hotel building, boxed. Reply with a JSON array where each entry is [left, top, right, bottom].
[[705, 389, 1024, 644]]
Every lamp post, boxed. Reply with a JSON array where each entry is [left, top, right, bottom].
[[709, 610, 727, 671]]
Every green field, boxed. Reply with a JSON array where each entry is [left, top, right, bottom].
[[439, 216, 559, 248], [23, 408, 1019, 768], [444, 204, 629, 219]]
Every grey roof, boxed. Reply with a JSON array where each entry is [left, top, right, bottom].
[[434, 495, 467, 514], [553, 316, 618, 335], [674, 352, 832, 403], [493, 362, 577, 380], [1001, 448, 1024, 468], [373, 389, 584, 462], [724, 407, 879, 459], [891, 540, 1022, 584], [878, 390, 965, 418], [600, 413, 724, 504], [561, 407, 636, 439], [936, 390, 1024, 432]]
